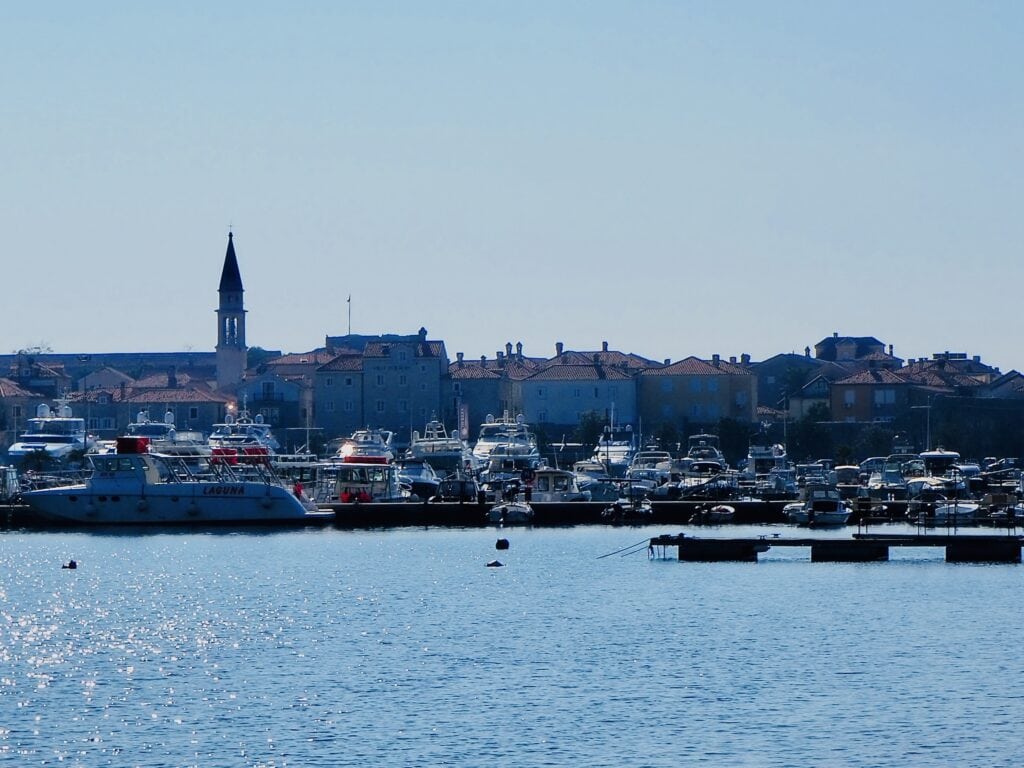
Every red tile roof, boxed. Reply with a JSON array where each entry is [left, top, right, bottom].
[[525, 365, 633, 382], [641, 356, 749, 376]]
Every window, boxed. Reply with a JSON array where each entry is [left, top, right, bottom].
[[189, 407, 199, 420], [844, 389, 856, 406], [345, 377, 353, 387], [399, 375, 407, 386], [537, 410, 548, 422], [398, 350, 408, 362], [376, 374, 385, 387], [326, 377, 333, 387], [420, 383, 427, 391], [326, 401, 336, 412], [399, 400, 409, 413], [873, 389, 896, 405], [574, 388, 581, 398], [453, 383, 462, 394], [344, 400, 354, 412], [593, 387, 599, 398], [375, 400, 385, 413], [262, 382, 275, 399], [537, 387, 546, 398], [691, 404, 701, 418]]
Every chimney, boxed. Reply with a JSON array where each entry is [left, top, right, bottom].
[[712, 354, 720, 366], [664, 358, 671, 365], [168, 366, 177, 389], [889, 344, 894, 356], [833, 331, 839, 339], [741, 353, 751, 364], [120, 381, 126, 400], [505, 342, 513, 357], [973, 355, 980, 363], [418, 327, 428, 340], [555, 342, 564, 356], [457, 352, 464, 368], [516, 341, 523, 359], [729, 356, 737, 364], [805, 346, 811, 357], [602, 341, 609, 352], [480, 355, 487, 365]]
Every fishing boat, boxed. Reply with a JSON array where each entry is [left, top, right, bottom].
[[19, 437, 323, 525]]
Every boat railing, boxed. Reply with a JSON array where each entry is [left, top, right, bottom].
[[19, 469, 91, 492]]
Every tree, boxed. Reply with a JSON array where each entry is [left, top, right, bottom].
[[573, 411, 605, 449]]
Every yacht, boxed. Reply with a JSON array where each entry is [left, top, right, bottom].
[[124, 410, 210, 458], [685, 434, 727, 470], [591, 433, 635, 477], [407, 419, 474, 474], [332, 428, 396, 462], [8, 401, 94, 460], [208, 408, 280, 454], [19, 440, 323, 524], [472, 413, 539, 464]]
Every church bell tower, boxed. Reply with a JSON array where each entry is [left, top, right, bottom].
[[215, 231, 248, 390]]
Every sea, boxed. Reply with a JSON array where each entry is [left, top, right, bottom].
[[1, 523, 1022, 767]]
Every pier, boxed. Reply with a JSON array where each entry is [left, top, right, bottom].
[[649, 532, 1024, 564]]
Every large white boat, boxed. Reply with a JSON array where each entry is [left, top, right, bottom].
[[8, 401, 94, 460], [685, 433, 727, 470], [124, 410, 210, 458], [784, 484, 852, 526], [208, 409, 280, 454], [20, 442, 323, 524], [407, 420, 474, 473], [472, 413, 538, 464], [592, 433, 635, 477], [317, 455, 409, 502], [528, 466, 590, 502], [332, 428, 396, 463]]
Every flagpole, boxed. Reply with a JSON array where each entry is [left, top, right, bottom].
[[347, 294, 351, 337]]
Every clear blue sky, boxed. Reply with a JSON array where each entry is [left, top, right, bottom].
[[2, 2, 1021, 369]]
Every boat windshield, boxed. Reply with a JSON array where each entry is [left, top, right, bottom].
[[23, 419, 85, 436]]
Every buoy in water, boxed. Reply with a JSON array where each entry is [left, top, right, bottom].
[[62, 560, 77, 570], [495, 538, 509, 550], [486, 560, 504, 568]]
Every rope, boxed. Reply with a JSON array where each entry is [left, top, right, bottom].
[[597, 537, 651, 559]]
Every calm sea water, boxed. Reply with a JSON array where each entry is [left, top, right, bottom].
[[1, 523, 1022, 767]]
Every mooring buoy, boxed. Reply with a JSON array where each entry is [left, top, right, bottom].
[[486, 560, 504, 568], [495, 538, 509, 550]]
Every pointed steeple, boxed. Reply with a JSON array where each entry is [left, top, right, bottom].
[[218, 231, 244, 293]]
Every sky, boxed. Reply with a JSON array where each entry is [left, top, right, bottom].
[[2, 2, 1021, 370]]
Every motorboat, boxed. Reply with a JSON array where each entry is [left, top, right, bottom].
[[124, 410, 210, 458], [8, 401, 94, 460], [332, 428, 396, 463], [407, 419, 475, 474], [472, 413, 538, 464], [527, 466, 590, 503], [601, 497, 654, 525], [395, 458, 441, 501], [783, 483, 851, 526], [488, 499, 534, 525], [19, 438, 322, 524], [208, 408, 280, 454], [591, 433, 635, 477], [744, 432, 791, 482], [318, 455, 409, 503], [690, 503, 735, 525], [919, 499, 981, 526], [572, 460, 619, 502], [685, 434, 727, 468]]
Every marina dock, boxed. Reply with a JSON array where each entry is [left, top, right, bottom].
[[649, 532, 1024, 563]]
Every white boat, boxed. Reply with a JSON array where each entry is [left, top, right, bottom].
[[124, 410, 210, 458], [208, 408, 280, 454], [784, 484, 851, 526], [592, 433, 635, 477], [744, 433, 790, 481], [20, 445, 322, 524], [528, 466, 590, 503], [922, 499, 981, 525], [8, 401, 94, 460], [691, 504, 735, 524], [686, 434, 727, 468], [407, 420, 474, 473], [488, 500, 535, 525], [318, 455, 409, 503], [333, 428, 396, 462], [472, 413, 539, 464]]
